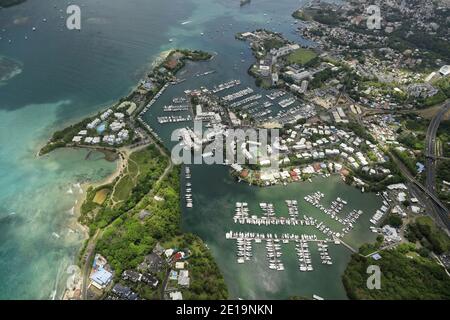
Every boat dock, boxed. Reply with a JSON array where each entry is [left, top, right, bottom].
[[232, 201, 340, 238], [140, 83, 170, 115], [185, 167, 193, 208], [222, 87, 253, 102], [236, 238, 253, 263], [229, 94, 262, 108], [318, 241, 333, 265], [211, 79, 241, 93], [303, 191, 363, 235], [266, 239, 284, 271], [279, 97, 296, 108], [163, 104, 189, 112], [157, 115, 192, 124], [266, 90, 286, 100], [296, 240, 313, 271]]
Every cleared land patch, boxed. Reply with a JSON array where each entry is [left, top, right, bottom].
[[93, 188, 109, 205], [286, 48, 317, 65]]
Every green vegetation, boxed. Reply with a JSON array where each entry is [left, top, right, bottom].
[[436, 160, 450, 204], [96, 168, 181, 274], [390, 147, 418, 176], [434, 77, 450, 99], [286, 48, 317, 66], [422, 91, 447, 107], [291, 10, 312, 22], [398, 132, 425, 150], [406, 216, 450, 255], [401, 114, 429, 132], [292, 8, 343, 26], [438, 120, 450, 158], [79, 145, 168, 232], [39, 118, 92, 155], [96, 167, 228, 299], [339, 121, 376, 144], [381, 214, 403, 228], [343, 244, 450, 299], [78, 140, 227, 300], [308, 67, 338, 89], [162, 49, 212, 75], [112, 149, 168, 203], [162, 235, 228, 300], [354, 159, 406, 193], [358, 235, 384, 256], [387, 26, 450, 69], [261, 36, 286, 51]]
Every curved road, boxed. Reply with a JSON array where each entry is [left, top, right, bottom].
[[423, 101, 450, 231], [425, 101, 450, 195]]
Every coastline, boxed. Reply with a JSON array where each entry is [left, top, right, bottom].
[[60, 148, 124, 300], [38, 48, 214, 299]]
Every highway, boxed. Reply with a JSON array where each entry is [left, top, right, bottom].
[[360, 100, 450, 231], [422, 101, 450, 231], [389, 151, 450, 231], [425, 101, 450, 196]]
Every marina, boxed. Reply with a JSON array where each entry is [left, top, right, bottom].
[[225, 190, 364, 273]]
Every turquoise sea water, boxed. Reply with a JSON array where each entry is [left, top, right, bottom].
[[0, 0, 370, 300]]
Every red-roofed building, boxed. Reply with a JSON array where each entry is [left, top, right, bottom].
[[240, 169, 249, 178]]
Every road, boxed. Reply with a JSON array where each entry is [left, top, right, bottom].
[[425, 101, 450, 196], [389, 151, 450, 231], [360, 99, 449, 231], [81, 230, 101, 299], [80, 132, 173, 299]]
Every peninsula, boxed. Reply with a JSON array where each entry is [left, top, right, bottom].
[[42, 49, 227, 300]]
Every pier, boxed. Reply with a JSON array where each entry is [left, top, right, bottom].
[[157, 115, 192, 124], [163, 105, 189, 112], [211, 79, 241, 93], [185, 167, 193, 208]]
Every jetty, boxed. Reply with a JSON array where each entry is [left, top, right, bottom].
[[185, 167, 193, 208], [211, 79, 241, 93]]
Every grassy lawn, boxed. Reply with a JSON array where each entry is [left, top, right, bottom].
[[286, 48, 317, 65], [113, 175, 134, 202], [112, 148, 164, 203]]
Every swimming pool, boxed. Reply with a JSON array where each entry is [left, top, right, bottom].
[[96, 122, 107, 134]]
